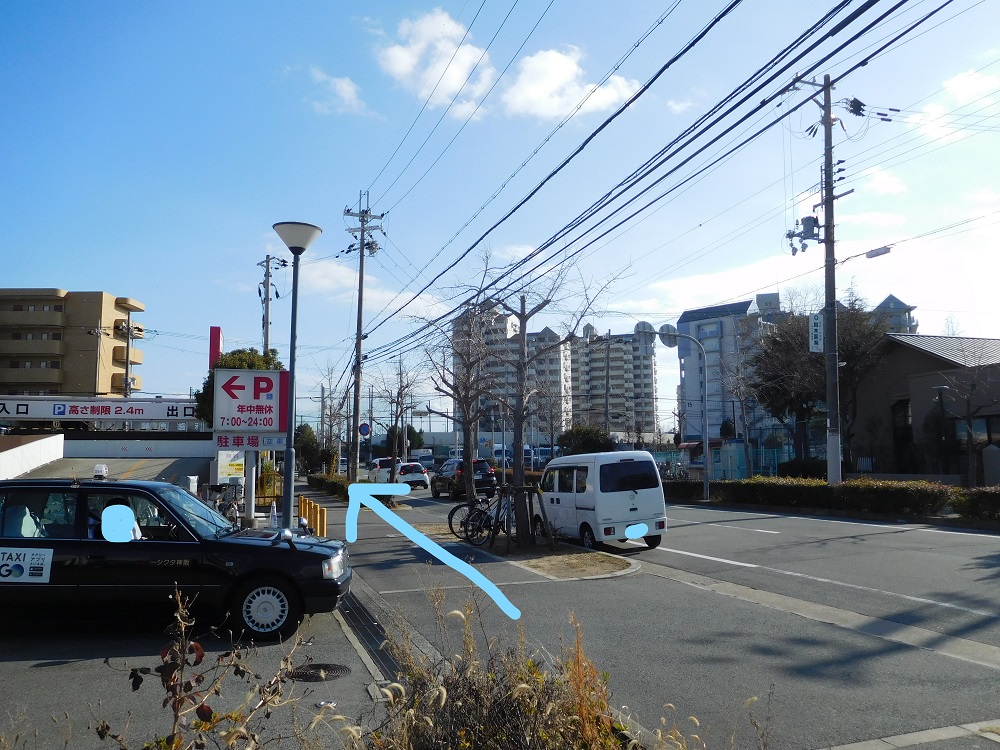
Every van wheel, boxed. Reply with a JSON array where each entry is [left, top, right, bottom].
[[644, 535, 662, 549], [580, 525, 597, 550]]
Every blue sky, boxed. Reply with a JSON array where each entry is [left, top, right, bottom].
[[2, 1, 998, 432]]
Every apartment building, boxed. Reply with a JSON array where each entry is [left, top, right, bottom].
[[0, 288, 144, 397], [675, 294, 780, 442], [874, 294, 918, 334], [451, 308, 653, 442], [569, 323, 657, 438]]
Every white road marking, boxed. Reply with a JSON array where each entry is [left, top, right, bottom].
[[633, 540, 998, 618], [666, 515, 780, 534], [626, 541, 758, 567], [757, 565, 998, 618]]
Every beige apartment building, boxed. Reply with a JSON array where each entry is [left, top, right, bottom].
[[0, 288, 144, 397]]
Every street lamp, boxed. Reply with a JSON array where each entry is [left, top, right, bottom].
[[273, 221, 323, 529], [659, 324, 710, 503]]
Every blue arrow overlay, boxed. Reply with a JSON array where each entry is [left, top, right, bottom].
[[346, 483, 521, 620]]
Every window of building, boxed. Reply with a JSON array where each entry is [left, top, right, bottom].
[[26, 305, 35, 312], [8, 362, 20, 369], [10, 333, 20, 340], [54, 305, 63, 312]]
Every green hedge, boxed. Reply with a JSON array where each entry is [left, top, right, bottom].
[[711, 476, 828, 508], [306, 473, 353, 500], [665, 476, 960, 516], [951, 486, 1000, 520], [777, 458, 827, 479]]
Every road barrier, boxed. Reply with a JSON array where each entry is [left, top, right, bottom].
[[297, 495, 327, 536]]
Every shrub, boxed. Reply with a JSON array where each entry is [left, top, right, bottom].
[[710, 476, 828, 508], [777, 458, 827, 479], [951, 486, 1000, 520], [661, 480, 706, 501], [835, 477, 957, 515]]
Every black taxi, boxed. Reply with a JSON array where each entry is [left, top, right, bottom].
[[0, 478, 351, 639]]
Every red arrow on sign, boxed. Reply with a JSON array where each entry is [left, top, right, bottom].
[[221, 375, 245, 399]]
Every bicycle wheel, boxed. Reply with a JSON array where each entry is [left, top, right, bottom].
[[447, 502, 477, 539], [465, 508, 493, 546]]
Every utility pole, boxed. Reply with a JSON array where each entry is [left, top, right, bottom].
[[257, 255, 287, 352], [785, 73, 845, 485], [821, 73, 842, 485], [344, 192, 384, 481]]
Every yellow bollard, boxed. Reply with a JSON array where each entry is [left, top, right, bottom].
[[318, 507, 327, 537], [311, 502, 319, 534]]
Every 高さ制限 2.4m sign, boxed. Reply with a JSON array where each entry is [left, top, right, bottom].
[[213, 369, 288, 433]]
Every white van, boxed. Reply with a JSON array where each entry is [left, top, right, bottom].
[[536, 451, 666, 549]]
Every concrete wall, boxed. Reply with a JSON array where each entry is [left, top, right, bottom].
[[0, 434, 65, 479], [64, 439, 216, 459]]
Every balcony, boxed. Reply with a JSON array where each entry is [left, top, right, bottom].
[[0, 368, 64, 385], [3, 339, 64, 356], [0, 310, 66, 328], [111, 373, 143, 391], [113, 346, 144, 365]]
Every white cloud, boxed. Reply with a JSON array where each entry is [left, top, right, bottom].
[[942, 69, 999, 106], [666, 99, 694, 115], [864, 167, 907, 195], [309, 67, 370, 115], [906, 69, 999, 141], [501, 46, 639, 119], [377, 9, 495, 118], [965, 187, 1000, 204]]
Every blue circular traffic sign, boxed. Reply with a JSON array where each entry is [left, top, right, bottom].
[[359, 422, 371, 437]]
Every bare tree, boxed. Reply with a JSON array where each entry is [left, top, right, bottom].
[[493, 274, 614, 549], [425, 301, 496, 501], [373, 358, 424, 484]]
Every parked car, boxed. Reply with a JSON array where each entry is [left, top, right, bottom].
[[430, 458, 497, 500], [538, 451, 666, 549], [396, 462, 430, 489], [0, 478, 352, 639], [367, 457, 402, 483]]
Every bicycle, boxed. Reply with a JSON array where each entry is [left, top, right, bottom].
[[447, 495, 491, 540], [464, 486, 518, 547]]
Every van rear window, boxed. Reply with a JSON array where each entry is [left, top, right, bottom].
[[599, 462, 660, 492]]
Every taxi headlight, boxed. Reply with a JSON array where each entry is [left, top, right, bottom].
[[322, 551, 347, 580]]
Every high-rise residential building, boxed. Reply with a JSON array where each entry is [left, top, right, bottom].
[[569, 323, 657, 439], [450, 309, 652, 444], [675, 294, 780, 443], [0, 288, 144, 397]]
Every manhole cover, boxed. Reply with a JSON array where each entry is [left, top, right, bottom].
[[290, 663, 351, 682]]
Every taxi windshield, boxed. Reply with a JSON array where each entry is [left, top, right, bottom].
[[158, 485, 234, 538]]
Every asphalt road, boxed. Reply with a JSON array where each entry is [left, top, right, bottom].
[[335, 490, 1000, 750], [5, 465, 999, 749]]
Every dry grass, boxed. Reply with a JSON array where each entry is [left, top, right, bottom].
[[412, 523, 632, 578]]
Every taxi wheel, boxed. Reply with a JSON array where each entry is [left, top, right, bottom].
[[231, 577, 302, 641]]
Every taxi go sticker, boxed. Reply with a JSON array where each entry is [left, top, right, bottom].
[[0, 548, 53, 583]]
